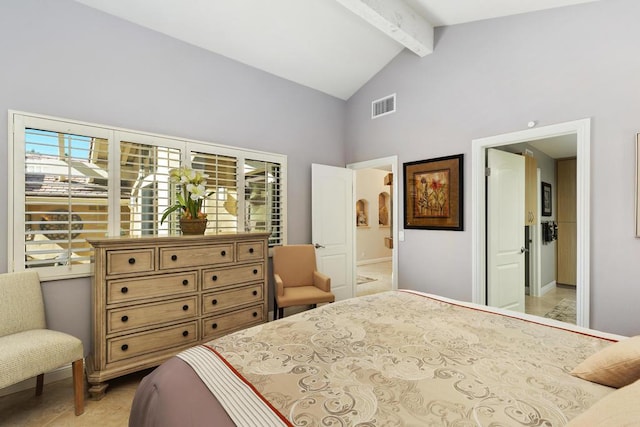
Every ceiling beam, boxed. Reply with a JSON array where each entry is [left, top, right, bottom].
[[335, 0, 433, 57]]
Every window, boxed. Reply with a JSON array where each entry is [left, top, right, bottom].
[[190, 150, 238, 234], [115, 131, 184, 237], [10, 112, 287, 280], [244, 159, 283, 247]]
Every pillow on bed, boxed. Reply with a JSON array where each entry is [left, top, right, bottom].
[[570, 335, 640, 388], [566, 378, 640, 426]]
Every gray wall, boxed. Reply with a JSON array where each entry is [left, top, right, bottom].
[[0, 0, 346, 351], [345, 0, 640, 336]]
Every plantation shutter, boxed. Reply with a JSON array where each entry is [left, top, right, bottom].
[[244, 159, 283, 246], [21, 121, 110, 278], [12, 112, 288, 280], [190, 151, 238, 234], [116, 134, 182, 237]]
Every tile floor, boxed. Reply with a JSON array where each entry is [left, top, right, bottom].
[[356, 260, 392, 297], [525, 285, 577, 324], [0, 369, 147, 426]]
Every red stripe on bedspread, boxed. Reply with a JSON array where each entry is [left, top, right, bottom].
[[201, 344, 294, 427], [399, 289, 620, 342]]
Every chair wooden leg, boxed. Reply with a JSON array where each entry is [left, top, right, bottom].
[[72, 359, 85, 416], [278, 307, 284, 319], [273, 298, 278, 320], [35, 374, 44, 396]]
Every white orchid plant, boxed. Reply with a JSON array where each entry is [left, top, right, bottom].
[[160, 166, 214, 224]]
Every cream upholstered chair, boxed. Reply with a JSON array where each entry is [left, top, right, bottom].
[[0, 271, 84, 415], [273, 245, 335, 319]]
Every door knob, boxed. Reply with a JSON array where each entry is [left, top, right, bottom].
[[520, 247, 529, 253], [314, 243, 325, 249]]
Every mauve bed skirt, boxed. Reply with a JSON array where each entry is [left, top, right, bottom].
[[128, 357, 235, 427]]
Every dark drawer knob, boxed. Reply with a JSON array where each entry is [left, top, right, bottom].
[[249, 248, 254, 253], [121, 287, 128, 294], [253, 312, 258, 317], [252, 290, 258, 296], [211, 299, 218, 305], [121, 344, 128, 351], [182, 331, 189, 337], [182, 305, 189, 311], [121, 315, 129, 322], [171, 254, 178, 261], [211, 323, 218, 329], [211, 275, 218, 281], [253, 269, 258, 275], [221, 250, 226, 256], [182, 279, 189, 286], [128, 258, 135, 264]]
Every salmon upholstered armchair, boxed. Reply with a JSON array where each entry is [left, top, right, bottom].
[[0, 271, 84, 415], [273, 245, 335, 320]]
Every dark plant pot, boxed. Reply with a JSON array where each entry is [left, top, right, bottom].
[[179, 218, 208, 235]]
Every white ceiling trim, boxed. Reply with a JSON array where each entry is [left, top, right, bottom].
[[335, 0, 433, 57]]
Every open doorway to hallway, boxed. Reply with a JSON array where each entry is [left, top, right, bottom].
[[348, 156, 398, 297], [490, 143, 578, 325], [472, 119, 590, 327]]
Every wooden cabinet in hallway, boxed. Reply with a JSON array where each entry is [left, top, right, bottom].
[[556, 158, 576, 286]]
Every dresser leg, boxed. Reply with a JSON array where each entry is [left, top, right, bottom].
[[88, 382, 109, 400]]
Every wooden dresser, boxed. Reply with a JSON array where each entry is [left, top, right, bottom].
[[86, 233, 270, 399]]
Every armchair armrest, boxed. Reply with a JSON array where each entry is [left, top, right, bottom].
[[313, 271, 331, 292], [274, 273, 284, 297]]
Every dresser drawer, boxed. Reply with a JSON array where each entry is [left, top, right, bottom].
[[237, 240, 265, 262], [107, 321, 198, 363], [159, 244, 234, 269], [203, 284, 263, 315], [107, 249, 155, 275], [107, 272, 197, 304], [107, 296, 198, 334], [202, 304, 264, 339], [202, 263, 263, 290]]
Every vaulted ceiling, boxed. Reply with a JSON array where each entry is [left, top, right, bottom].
[[74, 0, 599, 100]]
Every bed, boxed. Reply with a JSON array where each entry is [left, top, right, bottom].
[[129, 290, 633, 426]]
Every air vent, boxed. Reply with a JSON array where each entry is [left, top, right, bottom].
[[371, 93, 396, 119]]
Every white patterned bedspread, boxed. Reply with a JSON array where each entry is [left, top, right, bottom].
[[178, 291, 622, 426]]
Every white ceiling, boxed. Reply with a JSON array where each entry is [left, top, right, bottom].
[[74, 0, 598, 100], [510, 134, 577, 159]]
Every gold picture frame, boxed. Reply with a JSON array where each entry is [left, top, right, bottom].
[[403, 154, 463, 230]]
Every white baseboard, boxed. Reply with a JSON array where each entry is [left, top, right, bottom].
[[541, 280, 556, 296], [357, 257, 392, 266], [0, 364, 73, 398]]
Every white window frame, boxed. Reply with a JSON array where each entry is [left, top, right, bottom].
[[9, 110, 288, 280]]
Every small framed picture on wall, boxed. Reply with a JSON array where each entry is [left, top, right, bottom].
[[542, 182, 552, 217]]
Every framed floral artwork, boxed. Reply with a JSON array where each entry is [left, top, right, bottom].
[[403, 154, 463, 230]]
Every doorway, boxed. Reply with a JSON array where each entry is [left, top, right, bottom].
[[487, 145, 576, 322], [348, 156, 399, 296], [471, 119, 591, 327]]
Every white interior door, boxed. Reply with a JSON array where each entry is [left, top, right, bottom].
[[312, 164, 354, 301], [487, 149, 525, 312]]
